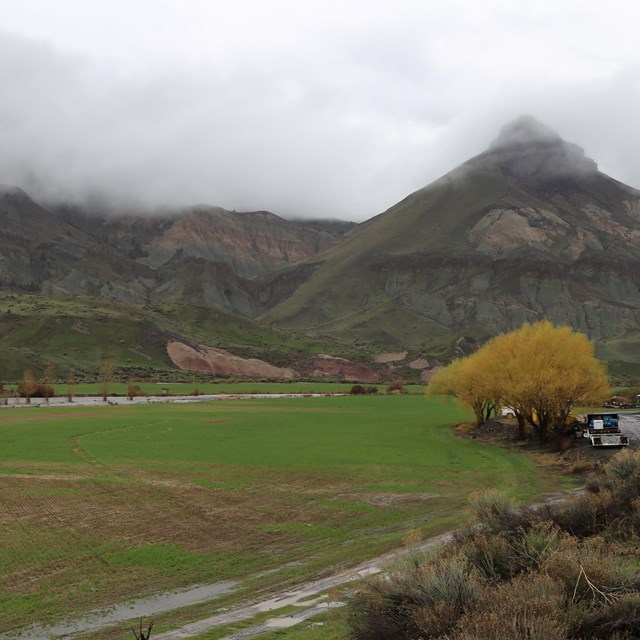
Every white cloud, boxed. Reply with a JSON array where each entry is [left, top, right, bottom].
[[1, 0, 640, 219]]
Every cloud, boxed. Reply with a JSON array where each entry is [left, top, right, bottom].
[[1, 1, 640, 220]]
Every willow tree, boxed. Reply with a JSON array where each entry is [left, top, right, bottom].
[[430, 348, 501, 425], [431, 321, 610, 443], [490, 321, 609, 443]]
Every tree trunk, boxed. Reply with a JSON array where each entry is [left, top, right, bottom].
[[539, 416, 549, 444]]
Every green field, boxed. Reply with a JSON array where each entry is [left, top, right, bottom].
[[24, 381, 424, 396], [0, 394, 566, 637]]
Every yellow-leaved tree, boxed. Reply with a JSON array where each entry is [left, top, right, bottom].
[[430, 321, 610, 443], [429, 347, 501, 425]]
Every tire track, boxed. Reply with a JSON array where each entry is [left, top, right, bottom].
[[154, 532, 455, 639]]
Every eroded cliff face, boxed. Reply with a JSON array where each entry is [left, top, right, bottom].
[[467, 201, 640, 259], [167, 341, 298, 379], [140, 207, 338, 278], [372, 251, 640, 342], [0, 194, 345, 317], [166, 341, 381, 382]]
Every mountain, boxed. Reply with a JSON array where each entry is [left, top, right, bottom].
[[61, 205, 341, 278], [0, 185, 90, 290], [261, 116, 640, 362], [0, 191, 377, 381], [0, 193, 352, 315], [5, 115, 640, 381]]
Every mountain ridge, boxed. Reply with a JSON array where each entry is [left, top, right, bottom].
[[0, 191, 353, 315], [4, 116, 640, 378]]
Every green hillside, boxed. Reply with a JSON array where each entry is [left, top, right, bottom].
[[0, 292, 369, 382]]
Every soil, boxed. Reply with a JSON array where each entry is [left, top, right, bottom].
[[373, 352, 407, 363], [166, 341, 297, 379]]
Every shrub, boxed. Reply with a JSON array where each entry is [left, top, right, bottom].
[[513, 522, 565, 571], [548, 490, 617, 537], [386, 381, 406, 394], [127, 383, 142, 400], [602, 450, 640, 498], [544, 539, 640, 638], [350, 385, 366, 395], [348, 553, 478, 640], [348, 577, 415, 640], [366, 386, 379, 395], [571, 456, 595, 475], [410, 555, 479, 638], [473, 522, 566, 577], [594, 593, 640, 638], [468, 488, 518, 532], [450, 573, 568, 640], [17, 383, 55, 398]]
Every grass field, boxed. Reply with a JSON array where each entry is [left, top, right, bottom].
[[0, 394, 567, 637], [23, 381, 424, 397]]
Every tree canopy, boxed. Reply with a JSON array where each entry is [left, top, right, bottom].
[[430, 321, 610, 443]]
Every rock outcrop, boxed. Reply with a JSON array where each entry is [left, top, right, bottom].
[[167, 341, 298, 379]]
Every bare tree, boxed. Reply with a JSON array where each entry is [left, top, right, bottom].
[[42, 362, 55, 404], [130, 618, 154, 640], [67, 372, 76, 403], [99, 359, 114, 402], [19, 370, 37, 404]]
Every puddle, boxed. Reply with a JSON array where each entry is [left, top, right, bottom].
[[265, 616, 307, 629], [254, 589, 322, 613], [5, 580, 237, 639]]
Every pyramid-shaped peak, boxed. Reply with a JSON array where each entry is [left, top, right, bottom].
[[490, 115, 562, 151], [483, 115, 597, 183]]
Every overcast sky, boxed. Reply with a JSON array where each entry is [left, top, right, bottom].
[[1, 1, 640, 220]]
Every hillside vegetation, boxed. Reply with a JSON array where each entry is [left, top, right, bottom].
[[0, 292, 371, 381]]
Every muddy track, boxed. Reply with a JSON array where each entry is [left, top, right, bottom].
[[68, 434, 112, 469], [154, 532, 455, 639]]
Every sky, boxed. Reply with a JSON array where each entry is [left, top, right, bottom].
[[1, 0, 640, 221]]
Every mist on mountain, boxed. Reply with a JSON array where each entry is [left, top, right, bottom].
[[485, 115, 598, 185]]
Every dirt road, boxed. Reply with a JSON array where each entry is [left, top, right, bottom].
[[154, 532, 455, 640], [620, 413, 640, 443]]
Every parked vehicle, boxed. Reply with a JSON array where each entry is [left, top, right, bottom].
[[582, 413, 629, 447]]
